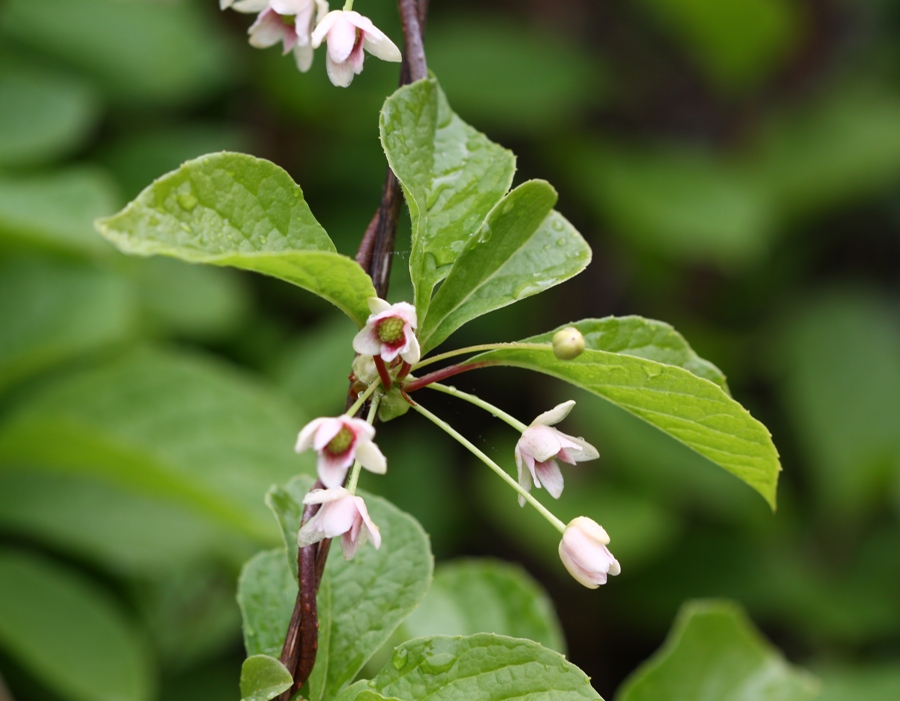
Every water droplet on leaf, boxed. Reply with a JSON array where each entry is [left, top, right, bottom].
[[176, 193, 198, 212]]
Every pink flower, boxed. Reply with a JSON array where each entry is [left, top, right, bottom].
[[297, 487, 381, 559], [558, 517, 621, 588], [515, 400, 599, 506], [227, 0, 328, 72], [352, 297, 420, 365], [295, 415, 386, 488], [311, 10, 402, 87]]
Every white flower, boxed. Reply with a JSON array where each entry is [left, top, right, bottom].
[[311, 10, 402, 87], [232, 0, 328, 72], [515, 400, 599, 506], [558, 517, 621, 588], [297, 487, 381, 559], [352, 297, 420, 365], [295, 415, 386, 488]]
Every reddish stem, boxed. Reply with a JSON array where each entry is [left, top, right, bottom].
[[403, 360, 495, 393], [374, 356, 394, 391]]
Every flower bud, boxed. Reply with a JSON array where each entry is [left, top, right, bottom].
[[352, 354, 379, 385], [552, 327, 586, 360], [558, 516, 620, 588]]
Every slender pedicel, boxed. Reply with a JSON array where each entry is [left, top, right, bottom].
[[412, 342, 549, 372], [345, 377, 382, 418], [347, 393, 382, 495], [411, 401, 566, 533], [426, 382, 529, 432]]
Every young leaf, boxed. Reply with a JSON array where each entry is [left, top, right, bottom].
[[0, 548, 152, 701], [95, 152, 376, 327], [616, 601, 818, 701], [521, 317, 729, 392], [264, 476, 434, 699], [380, 78, 516, 320], [239, 655, 292, 701], [237, 550, 298, 659], [419, 180, 591, 353], [348, 634, 602, 701], [402, 559, 565, 653], [470, 345, 780, 508], [0, 346, 312, 541]]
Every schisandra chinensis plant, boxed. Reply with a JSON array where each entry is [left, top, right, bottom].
[[91, 2, 806, 701]]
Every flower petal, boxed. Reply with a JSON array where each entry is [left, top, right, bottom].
[[326, 53, 356, 87], [248, 10, 288, 49], [302, 486, 350, 505], [295, 417, 326, 452], [353, 496, 381, 549], [353, 326, 384, 356], [271, 0, 311, 15], [534, 459, 564, 498], [399, 332, 421, 365], [311, 417, 344, 451], [294, 43, 314, 72], [367, 297, 392, 314], [363, 30, 401, 62], [311, 9, 340, 47], [355, 440, 387, 474], [533, 400, 576, 427], [317, 452, 352, 487], [325, 14, 357, 63], [518, 425, 563, 463], [226, 0, 270, 13]]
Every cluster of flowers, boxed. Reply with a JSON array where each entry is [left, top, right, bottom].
[[294, 298, 621, 588], [221, 0, 401, 87]]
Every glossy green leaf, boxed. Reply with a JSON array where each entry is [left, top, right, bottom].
[[0, 0, 233, 107], [521, 317, 729, 392], [0, 346, 311, 541], [471, 344, 780, 508], [237, 549, 298, 659], [265, 476, 433, 699], [348, 634, 601, 701], [239, 655, 292, 701], [380, 78, 515, 318], [0, 166, 120, 256], [96, 152, 376, 327], [616, 601, 818, 701], [0, 56, 99, 167], [0, 548, 152, 701], [420, 180, 591, 353], [0, 257, 135, 392], [403, 559, 565, 652]]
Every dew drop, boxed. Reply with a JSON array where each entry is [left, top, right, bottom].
[[557, 237, 567, 246], [176, 193, 198, 212], [551, 219, 565, 232], [392, 648, 408, 670]]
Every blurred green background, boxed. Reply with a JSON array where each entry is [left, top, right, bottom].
[[1, 0, 899, 699]]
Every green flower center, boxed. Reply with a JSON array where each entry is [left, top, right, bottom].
[[376, 317, 405, 344], [325, 427, 354, 455]]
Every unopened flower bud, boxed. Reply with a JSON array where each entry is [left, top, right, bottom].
[[352, 354, 379, 385], [552, 327, 585, 360], [558, 516, 620, 588]]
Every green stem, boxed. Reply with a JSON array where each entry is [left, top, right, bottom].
[[411, 401, 566, 534], [427, 382, 529, 433], [347, 393, 381, 495], [345, 379, 381, 418], [412, 342, 548, 372], [343, 0, 354, 11]]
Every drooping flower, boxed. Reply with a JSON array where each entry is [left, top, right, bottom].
[[297, 487, 381, 559], [226, 0, 328, 72], [295, 415, 386, 487], [352, 297, 420, 365], [515, 400, 599, 506], [558, 517, 621, 588], [311, 10, 402, 87]]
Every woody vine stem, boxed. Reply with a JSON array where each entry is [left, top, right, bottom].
[[278, 1, 429, 696]]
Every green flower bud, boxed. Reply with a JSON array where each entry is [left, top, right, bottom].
[[552, 327, 586, 360]]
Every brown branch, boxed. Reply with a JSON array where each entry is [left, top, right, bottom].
[[278, 2, 429, 696]]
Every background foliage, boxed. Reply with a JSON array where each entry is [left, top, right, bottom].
[[1, 0, 899, 699]]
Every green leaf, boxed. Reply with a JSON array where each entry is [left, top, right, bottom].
[[0, 0, 234, 107], [521, 317, 729, 392], [0, 166, 120, 256], [0, 257, 135, 392], [265, 475, 316, 581], [239, 655, 292, 701], [420, 180, 591, 353], [403, 559, 565, 653], [616, 601, 818, 701], [237, 549, 298, 659], [0, 548, 152, 701], [0, 346, 311, 541], [471, 344, 780, 508], [0, 55, 100, 167], [264, 476, 433, 699], [95, 151, 376, 327], [380, 78, 515, 319], [353, 634, 601, 701]]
